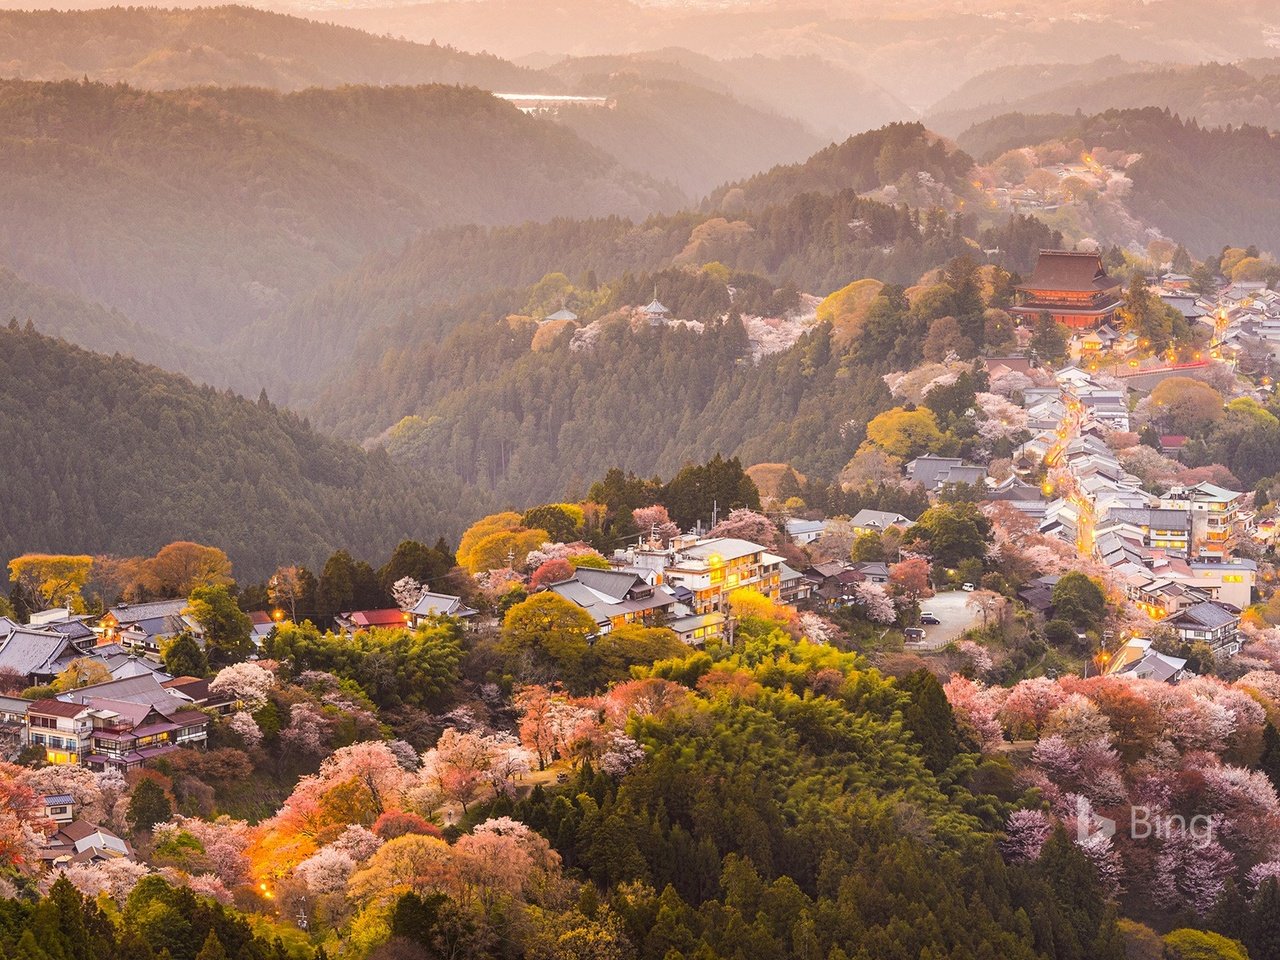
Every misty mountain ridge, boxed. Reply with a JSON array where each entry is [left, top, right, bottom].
[[929, 57, 1280, 135], [0, 77, 679, 386]]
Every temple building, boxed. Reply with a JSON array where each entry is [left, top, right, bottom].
[[1012, 250, 1123, 330]]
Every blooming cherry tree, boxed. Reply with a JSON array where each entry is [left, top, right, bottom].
[[209, 662, 276, 709]]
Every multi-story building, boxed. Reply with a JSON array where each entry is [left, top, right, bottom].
[[547, 568, 676, 635], [1161, 601, 1242, 656], [26, 700, 94, 766], [28, 675, 209, 772], [1186, 558, 1257, 611], [1100, 508, 1192, 554], [658, 537, 783, 615], [615, 535, 783, 615], [1161, 482, 1251, 559]]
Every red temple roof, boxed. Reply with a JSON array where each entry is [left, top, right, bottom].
[[1017, 250, 1120, 294]]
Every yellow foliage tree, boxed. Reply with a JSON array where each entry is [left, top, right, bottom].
[[52, 658, 112, 692], [816, 278, 884, 343], [465, 528, 549, 574], [727, 588, 782, 622], [7, 554, 93, 611], [456, 513, 524, 571], [862, 407, 945, 460], [1231, 256, 1273, 282], [143, 541, 232, 596]]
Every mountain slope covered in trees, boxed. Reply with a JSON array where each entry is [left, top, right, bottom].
[[0, 78, 676, 380], [0, 325, 476, 583], [0, 265, 195, 372], [539, 75, 821, 197], [0, 5, 547, 91], [957, 107, 1280, 256], [309, 252, 1012, 508], [703, 121, 976, 212], [246, 185, 986, 393]]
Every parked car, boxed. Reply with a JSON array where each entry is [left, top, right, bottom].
[[904, 627, 926, 642], [920, 613, 941, 625], [961, 582, 976, 592]]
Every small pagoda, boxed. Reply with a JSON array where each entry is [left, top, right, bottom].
[[1011, 250, 1122, 330]]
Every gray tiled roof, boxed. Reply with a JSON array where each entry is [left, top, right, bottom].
[[0, 629, 78, 677], [1166, 602, 1239, 630]]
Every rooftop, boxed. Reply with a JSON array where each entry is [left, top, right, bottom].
[[1018, 250, 1120, 294]]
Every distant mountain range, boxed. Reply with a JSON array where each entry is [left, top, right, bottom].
[[0, 77, 677, 385], [928, 57, 1280, 135], [318, 0, 1280, 111], [539, 48, 914, 142]]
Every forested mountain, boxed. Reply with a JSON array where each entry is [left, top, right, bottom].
[[0, 5, 546, 91], [0, 265, 191, 371], [0, 324, 476, 583], [703, 121, 976, 212], [332, 303, 897, 508], [957, 107, 1280, 256], [0, 78, 676, 380], [538, 75, 821, 197], [929, 59, 1280, 135], [0, 9, 867, 205], [248, 187, 980, 391], [310, 251, 1003, 508]]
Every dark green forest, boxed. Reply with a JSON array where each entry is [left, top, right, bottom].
[[957, 106, 1280, 255], [312, 256, 997, 509], [0, 324, 475, 583]]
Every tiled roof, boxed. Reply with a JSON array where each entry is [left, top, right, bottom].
[[0, 630, 78, 678], [29, 699, 92, 718], [410, 592, 477, 618], [1166, 602, 1239, 630], [1019, 250, 1118, 293], [341, 609, 409, 628], [107, 599, 188, 623], [849, 509, 912, 529]]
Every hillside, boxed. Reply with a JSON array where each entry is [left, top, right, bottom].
[[538, 74, 822, 197], [929, 59, 1280, 135], [957, 107, 1280, 256], [245, 180, 987, 391], [320, 282, 898, 507], [0, 5, 546, 91], [703, 121, 976, 212], [0, 324, 477, 582], [307, 248, 1013, 507], [0, 78, 676, 378], [0, 264, 190, 371]]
